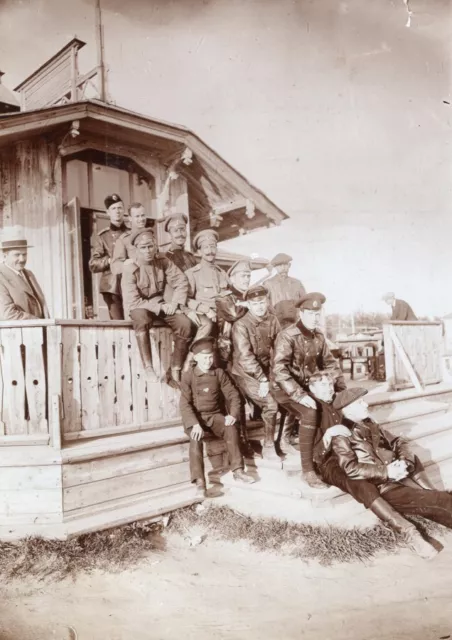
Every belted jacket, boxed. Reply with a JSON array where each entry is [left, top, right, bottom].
[[272, 321, 346, 402], [89, 223, 128, 294], [329, 417, 417, 494], [121, 255, 188, 317], [110, 219, 155, 276], [185, 261, 229, 312], [231, 312, 281, 383], [179, 366, 241, 429]]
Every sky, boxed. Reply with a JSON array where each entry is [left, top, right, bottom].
[[0, 0, 451, 315]]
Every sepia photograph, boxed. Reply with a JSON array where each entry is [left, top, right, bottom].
[[0, 0, 451, 638]]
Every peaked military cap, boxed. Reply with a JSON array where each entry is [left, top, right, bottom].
[[104, 193, 123, 210], [245, 285, 269, 301], [193, 229, 219, 251], [271, 252, 292, 266], [296, 292, 326, 310], [162, 213, 188, 233], [227, 259, 251, 277], [333, 388, 368, 410], [191, 336, 216, 355], [130, 228, 156, 246]]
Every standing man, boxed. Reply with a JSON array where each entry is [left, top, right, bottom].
[[110, 203, 154, 275], [272, 292, 346, 489], [162, 213, 198, 273], [216, 259, 251, 365], [180, 336, 255, 496], [185, 229, 229, 338], [231, 285, 281, 460], [121, 229, 194, 385], [382, 292, 417, 321], [0, 234, 49, 320], [263, 253, 306, 329], [89, 193, 128, 319]]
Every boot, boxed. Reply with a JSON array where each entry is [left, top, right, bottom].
[[233, 469, 256, 485], [135, 330, 158, 383], [280, 413, 299, 456], [412, 470, 437, 491], [370, 497, 438, 560], [194, 479, 206, 499], [262, 422, 280, 461], [301, 470, 330, 490]]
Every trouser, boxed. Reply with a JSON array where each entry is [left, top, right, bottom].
[[233, 375, 278, 433], [102, 293, 124, 320], [130, 308, 194, 369], [192, 314, 215, 341], [185, 413, 244, 483], [320, 456, 452, 529], [271, 387, 318, 472]]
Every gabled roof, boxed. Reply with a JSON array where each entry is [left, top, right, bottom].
[[0, 100, 288, 232]]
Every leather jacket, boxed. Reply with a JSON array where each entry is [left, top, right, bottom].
[[272, 321, 346, 402], [231, 311, 280, 383], [330, 418, 416, 494], [216, 288, 248, 364]]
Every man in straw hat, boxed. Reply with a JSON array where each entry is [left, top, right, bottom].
[[309, 372, 450, 560], [0, 231, 49, 320]]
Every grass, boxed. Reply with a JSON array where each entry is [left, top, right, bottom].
[[0, 504, 448, 581], [0, 520, 164, 582], [168, 504, 447, 566]]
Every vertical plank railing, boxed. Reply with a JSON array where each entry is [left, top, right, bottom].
[[384, 321, 443, 391], [0, 321, 51, 442], [59, 320, 181, 441]]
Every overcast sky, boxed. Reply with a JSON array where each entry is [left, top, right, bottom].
[[1, 0, 451, 315]]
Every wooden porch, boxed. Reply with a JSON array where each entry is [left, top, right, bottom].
[[0, 317, 450, 540]]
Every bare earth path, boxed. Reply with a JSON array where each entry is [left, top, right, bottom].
[[1, 532, 452, 640]]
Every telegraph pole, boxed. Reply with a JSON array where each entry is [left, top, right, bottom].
[[95, 0, 106, 102]]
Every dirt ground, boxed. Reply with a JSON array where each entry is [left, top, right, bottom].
[[1, 529, 452, 640]]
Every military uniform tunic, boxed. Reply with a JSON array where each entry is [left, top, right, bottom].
[[185, 262, 229, 312], [89, 223, 128, 294]]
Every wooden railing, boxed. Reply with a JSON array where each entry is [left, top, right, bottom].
[[383, 321, 443, 391], [0, 320, 181, 446]]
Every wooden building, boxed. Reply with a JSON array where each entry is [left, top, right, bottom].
[[0, 40, 288, 539]]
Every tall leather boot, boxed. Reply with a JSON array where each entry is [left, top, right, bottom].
[[412, 470, 437, 491], [262, 420, 280, 462], [135, 330, 158, 383], [370, 497, 438, 560], [279, 412, 299, 456]]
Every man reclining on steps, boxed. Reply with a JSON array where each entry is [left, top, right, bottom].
[[308, 371, 452, 560]]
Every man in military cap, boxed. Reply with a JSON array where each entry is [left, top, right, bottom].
[[121, 228, 194, 385], [180, 336, 255, 496], [185, 229, 229, 338], [382, 292, 417, 321], [272, 292, 346, 488], [216, 259, 251, 365], [162, 213, 198, 273], [264, 253, 306, 329], [89, 194, 128, 319], [231, 285, 281, 460], [0, 233, 49, 320], [110, 203, 155, 276]]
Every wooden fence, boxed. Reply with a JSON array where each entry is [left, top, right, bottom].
[[0, 320, 181, 445], [383, 321, 443, 391]]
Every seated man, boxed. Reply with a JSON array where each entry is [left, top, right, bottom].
[[180, 337, 255, 497], [185, 229, 229, 339], [216, 259, 251, 366], [231, 285, 281, 460], [309, 372, 451, 560], [121, 229, 194, 385], [272, 292, 346, 488]]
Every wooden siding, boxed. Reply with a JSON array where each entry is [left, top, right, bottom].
[[0, 137, 66, 317]]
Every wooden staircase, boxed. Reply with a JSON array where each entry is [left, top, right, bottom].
[[208, 384, 452, 529]]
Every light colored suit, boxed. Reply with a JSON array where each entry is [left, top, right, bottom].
[[0, 264, 49, 320]]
